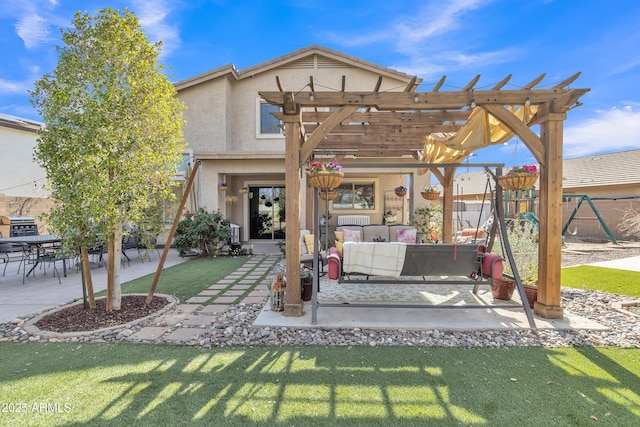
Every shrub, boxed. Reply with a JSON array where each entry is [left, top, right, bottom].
[[496, 221, 538, 284], [173, 208, 231, 257]]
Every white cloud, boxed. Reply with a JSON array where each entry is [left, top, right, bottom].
[[564, 106, 640, 158], [133, 0, 181, 56], [15, 14, 51, 49], [0, 66, 40, 94]]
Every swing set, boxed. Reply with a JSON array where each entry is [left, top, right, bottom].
[[562, 194, 618, 244]]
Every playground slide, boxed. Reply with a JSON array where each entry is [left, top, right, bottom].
[[519, 212, 539, 231]]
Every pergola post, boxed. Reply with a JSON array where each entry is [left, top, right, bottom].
[[535, 110, 566, 318], [282, 105, 303, 316]]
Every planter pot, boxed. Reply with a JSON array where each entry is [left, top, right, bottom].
[[301, 281, 313, 301], [218, 185, 229, 192], [239, 188, 249, 194], [308, 171, 344, 189], [498, 172, 539, 191], [226, 195, 239, 204], [523, 283, 538, 308], [319, 189, 337, 200], [421, 191, 440, 200], [491, 277, 516, 300], [395, 190, 407, 197]]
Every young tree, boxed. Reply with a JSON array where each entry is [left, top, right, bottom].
[[30, 8, 185, 311]]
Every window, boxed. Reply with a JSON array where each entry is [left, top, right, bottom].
[[259, 102, 283, 136], [332, 181, 376, 210]]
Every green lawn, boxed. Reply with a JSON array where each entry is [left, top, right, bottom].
[[96, 256, 251, 303], [562, 266, 640, 297], [2, 259, 639, 425], [1, 343, 639, 426]]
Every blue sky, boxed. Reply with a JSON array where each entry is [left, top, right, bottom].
[[2, 0, 640, 164]]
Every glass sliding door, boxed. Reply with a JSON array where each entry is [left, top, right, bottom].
[[249, 186, 286, 240]]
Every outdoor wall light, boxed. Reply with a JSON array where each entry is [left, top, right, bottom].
[[525, 96, 531, 107]]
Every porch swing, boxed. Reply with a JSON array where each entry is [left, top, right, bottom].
[[310, 161, 536, 328]]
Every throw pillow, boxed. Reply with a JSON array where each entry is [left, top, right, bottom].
[[334, 231, 344, 243], [396, 228, 417, 243], [335, 241, 343, 256], [303, 234, 316, 253], [343, 228, 362, 243]]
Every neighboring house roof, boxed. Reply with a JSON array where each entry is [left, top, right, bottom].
[[451, 149, 640, 196], [174, 44, 421, 90], [0, 113, 42, 133], [563, 149, 640, 188]]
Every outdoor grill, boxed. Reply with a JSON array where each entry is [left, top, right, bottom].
[[0, 215, 38, 238]]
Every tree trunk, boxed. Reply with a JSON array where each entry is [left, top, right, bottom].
[[80, 246, 96, 309], [106, 227, 123, 311], [112, 226, 122, 310]]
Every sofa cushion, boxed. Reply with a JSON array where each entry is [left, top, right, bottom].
[[396, 228, 417, 243], [303, 234, 317, 254], [343, 228, 362, 242], [300, 230, 311, 255], [362, 225, 390, 242], [389, 225, 418, 242]]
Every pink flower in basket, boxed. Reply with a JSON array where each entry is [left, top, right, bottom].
[[508, 165, 538, 174], [308, 161, 343, 173]]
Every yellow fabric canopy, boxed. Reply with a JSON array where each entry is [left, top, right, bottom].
[[418, 105, 536, 175]]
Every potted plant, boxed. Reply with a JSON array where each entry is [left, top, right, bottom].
[[239, 187, 249, 194], [495, 221, 539, 306], [421, 184, 440, 200], [226, 194, 239, 204], [498, 164, 539, 191], [300, 265, 313, 301], [218, 182, 228, 192], [394, 185, 407, 197], [307, 161, 343, 189]]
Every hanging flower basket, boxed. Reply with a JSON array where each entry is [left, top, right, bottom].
[[308, 161, 343, 189], [225, 195, 239, 204], [319, 189, 337, 200], [309, 171, 343, 189], [421, 191, 440, 200], [394, 186, 407, 197], [239, 187, 249, 194], [218, 184, 228, 192], [498, 172, 539, 191]]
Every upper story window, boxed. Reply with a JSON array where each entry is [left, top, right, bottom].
[[258, 101, 283, 137]]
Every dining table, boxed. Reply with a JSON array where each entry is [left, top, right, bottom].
[[0, 234, 66, 278]]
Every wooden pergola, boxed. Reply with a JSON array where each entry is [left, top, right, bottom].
[[260, 72, 589, 320]]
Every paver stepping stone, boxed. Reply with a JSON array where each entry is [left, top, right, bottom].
[[208, 284, 229, 289], [186, 296, 210, 304], [155, 314, 190, 326], [164, 328, 204, 342], [241, 296, 266, 304], [199, 305, 228, 314], [231, 284, 252, 289], [130, 327, 169, 341], [214, 296, 237, 303], [217, 279, 235, 284], [198, 290, 219, 296], [239, 279, 257, 284], [223, 290, 245, 296], [186, 315, 216, 326], [175, 304, 202, 313]]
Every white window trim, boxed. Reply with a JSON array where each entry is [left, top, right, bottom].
[[331, 178, 379, 212], [256, 99, 284, 139]]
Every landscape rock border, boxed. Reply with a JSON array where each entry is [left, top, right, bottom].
[[22, 294, 178, 339]]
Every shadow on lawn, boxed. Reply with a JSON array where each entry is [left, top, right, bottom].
[[2, 344, 639, 426]]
